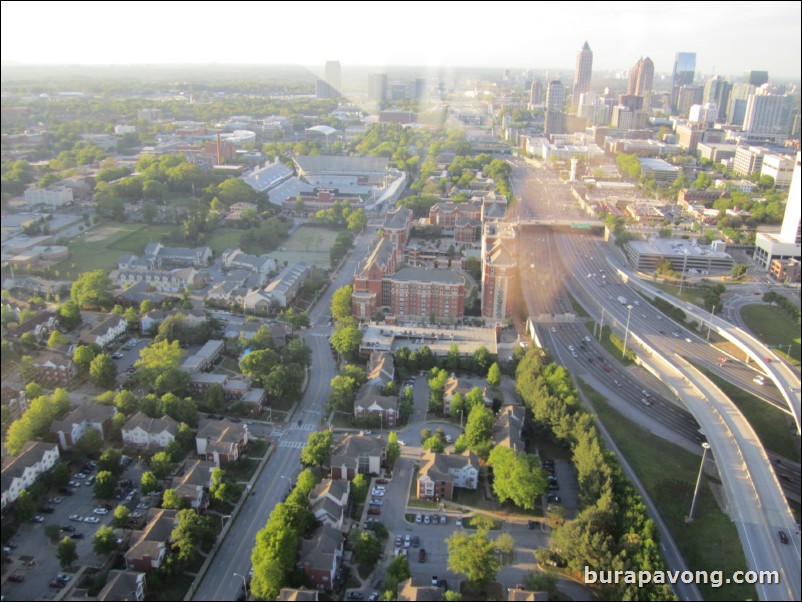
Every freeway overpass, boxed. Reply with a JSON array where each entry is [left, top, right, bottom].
[[611, 259, 802, 435], [513, 217, 603, 229]]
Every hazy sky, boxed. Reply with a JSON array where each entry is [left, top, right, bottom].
[[2, 1, 800, 78]]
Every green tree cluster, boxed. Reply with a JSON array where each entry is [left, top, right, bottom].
[[6, 388, 71, 455], [515, 349, 674, 600]]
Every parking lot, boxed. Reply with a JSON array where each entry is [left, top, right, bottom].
[[2, 457, 147, 601]]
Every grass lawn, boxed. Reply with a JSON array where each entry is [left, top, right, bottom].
[[580, 382, 756, 601], [598, 325, 636, 366], [452, 485, 502, 511], [740, 304, 801, 365], [697, 366, 799, 460], [207, 229, 244, 254], [566, 291, 590, 318], [55, 222, 172, 277], [270, 225, 343, 268], [651, 281, 707, 306]]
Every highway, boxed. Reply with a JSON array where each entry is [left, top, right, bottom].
[[512, 162, 801, 600], [192, 230, 376, 600]]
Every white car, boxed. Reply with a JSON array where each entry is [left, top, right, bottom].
[[371, 489, 385, 497], [416, 514, 422, 524], [83, 516, 100, 524], [568, 345, 575, 352], [584, 336, 591, 343], [69, 514, 82, 522], [93, 507, 108, 515]]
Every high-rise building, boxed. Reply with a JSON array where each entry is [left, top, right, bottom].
[[545, 80, 566, 136], [528, 79, 543, 106], [726, 82, 755, 125], [689, 103, 718, 127], [627, 57, 654, 98], [780, 153, 801, 245], [325, 61, 342, 97], [572, 41, 593, 105], [743, 88, 792, 139], [753, 152, 801, 270], [671, 52, 696, 113], [702, 76, 731, 122], [744, 70, 769, 87], [368, 73, 387, 103], [676, 85, 703, 118]]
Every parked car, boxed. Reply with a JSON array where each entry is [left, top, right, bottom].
[[31, 515, 45, 523], [419, 548, 426, 563], [70, 532, 84, 540], [84, 516, 100, 524], [38, 506, 55, 514], [367, 507, 381, 515], [415, 514, 422, 524], [49, 580, 67, 589], [48, 497, 62, 504], [423, 514, 431, 524], [8, 573, 24, 582], [60, 525, 76, 533], [69, 514, 82, 522]]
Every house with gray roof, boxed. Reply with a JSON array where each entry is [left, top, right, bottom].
[[1, 441, 60, 510], [492, 405, 526, 453], [122, 412, 179, 449], [299, 524, 344, 591], [261, 262, 311, 308], [143, 242, 212, 268], [124, 508, 177, 572], [196, 419, 249, 466], [418, 450, 479, 501], [97, 570, 147, 602], [354, 383, 398, 427], [330, 434, 385, 480], [308, 478, 350, 530], [50, 403, 116, 450]]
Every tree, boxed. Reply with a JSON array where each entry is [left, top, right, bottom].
[[495, 531, 515, 559], [239, 349, 280, 384], [465, 405, 494, 457], [89, 353, 117, 388], [444, 592, 464, 601], [446, 530, 500, 588], [423, 435, 445, 453], [74, 428, 104, 456], [203, 383, 225, 412], [210, 468, 240, 504], [486, 362, 501, 388], [162, 488, 183, 509], [134, 339, 185, 389], [141, 201, 158, 224], [331, 285, 353, 322], [94, 470, 118, 499], [52, 463, 71, 487], [98, 449, 123, 476], [347, 208, 368, 232], [93, 525, 119, 555], [57, 536, 78, 569], [385, 554, 411, 590], [330, 325, 363, 357], [73, 345, 96, 375], [488, 447, 547, 510], [326, 375, 359, 412], [250, 557, 285, 601], [14, 489, 35, 522], [731, 263, 748, 280], [71, 270, 113, 309], [353, 531, 382, 567], [300, 430, 333, 467], [150, 451, 173, 479], [171, 509, 215, 565], [351, 473, 369, 503], [445, 344, 461, 371], [472, 346, 492, 374], [449, 392, 465, 418], [113, 504, 130, 528], [386, 432, 401, 466], [113, 389, 139, 414], [249, 325, 275, 350], [280, 308, 310, 331], [282, 338, 312, 366], [160, 393, 198, 426], [48, 330, 68, 348], [141, 471, 159, 495]]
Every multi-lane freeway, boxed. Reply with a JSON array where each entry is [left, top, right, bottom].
[[512, 160, 801, 601]]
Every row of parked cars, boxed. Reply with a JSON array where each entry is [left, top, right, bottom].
[[415, 513, 448, 525]]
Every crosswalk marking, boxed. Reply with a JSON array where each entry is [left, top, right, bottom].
[[271, 429, 286, 438], [279, 440, 305, 449], [294, 423, 317, 432]]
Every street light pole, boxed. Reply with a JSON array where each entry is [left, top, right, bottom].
[[233, 572, 247, 597], [688, 442, 710, 521], [597, 306, 605, 340], [706, 305, 716, 342], [220, 514, 232, 530], [622, 305, 633, 359]]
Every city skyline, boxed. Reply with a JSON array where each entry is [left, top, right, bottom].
[[1, 1, 800, 79]]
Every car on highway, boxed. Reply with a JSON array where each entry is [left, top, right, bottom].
[[602, 364, 611, 372], [568, 345, 575, 352], [778, 530, 789, 544]]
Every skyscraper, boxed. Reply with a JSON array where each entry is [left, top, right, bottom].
[[325, 61, 342, 96], [743, 89, 792, 139], [572, 42, 593, 105], [528, 79, 543, 106], [744, 70, 769, 87], [627, 57, 654, 98], [780, 153, 801, 245], [702, 76, 732, 122], [545, 80, 566, 136], [726, 82, 755, 125], [671, 52, 696, 113], [368, 73, 387, 103]]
